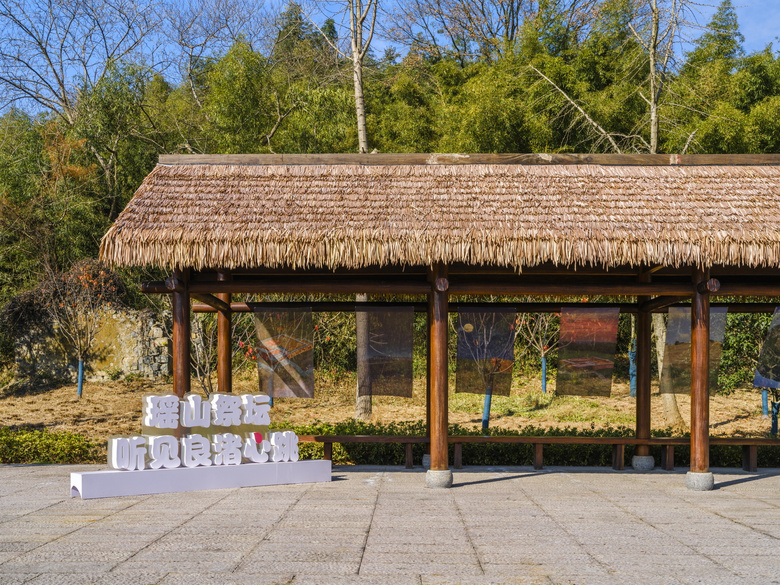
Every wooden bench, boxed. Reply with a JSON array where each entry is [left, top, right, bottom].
[[648, 437, 779, 473], [448, 436, 643, 471], [297, 435, 429, 469], [298, 435, 779, 472]]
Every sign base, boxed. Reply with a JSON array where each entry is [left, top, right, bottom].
[[71, 460, 331, 499]]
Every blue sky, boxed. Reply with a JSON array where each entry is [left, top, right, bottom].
[[699, 0, 780, 53], [312, 0, 779, 57]]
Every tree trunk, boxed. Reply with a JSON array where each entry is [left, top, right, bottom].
[[355, 293, 372, 420], [649, 0, 660, 154], [352, 55, 369, 153], [652, 313, 686, 429]]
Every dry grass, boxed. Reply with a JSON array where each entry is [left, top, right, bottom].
[[0, 372, 771, 461]]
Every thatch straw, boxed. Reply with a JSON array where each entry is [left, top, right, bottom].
[[99, 163, 780, 270]]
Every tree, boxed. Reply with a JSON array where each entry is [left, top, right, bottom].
[[685, 0, 743, 68], [309, 0, 379, 153], [388, 0, 598, 65], [165, 0, 273, 120], [0, 0, 161, 125], [40, 260, 123, 397], [204, 40, 297, 153], [438, 57, 531, 152], [0, 117, 104, 293]]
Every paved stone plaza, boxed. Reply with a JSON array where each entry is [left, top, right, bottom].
[[1, 464, 779, 585]]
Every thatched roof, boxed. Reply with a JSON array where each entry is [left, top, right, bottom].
[[99, 155, 780, 271]]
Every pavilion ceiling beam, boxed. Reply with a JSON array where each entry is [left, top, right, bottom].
[[191, 301, 642, 314], [448, 282, 693, 296], [714, 284, 780, 296], [190, 301, 779, 314], [143, 277, 780, 303]]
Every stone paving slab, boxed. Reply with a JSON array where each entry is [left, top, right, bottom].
[[2, 464, 780, 584]]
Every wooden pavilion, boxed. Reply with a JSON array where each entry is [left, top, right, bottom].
[[100, 153, 780, 490]]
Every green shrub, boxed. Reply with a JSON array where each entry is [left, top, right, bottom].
[[0, 427, 101, 463]]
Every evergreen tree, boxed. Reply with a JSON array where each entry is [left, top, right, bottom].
[[687, 0, 744, 67]]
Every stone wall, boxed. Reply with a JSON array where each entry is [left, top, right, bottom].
[[14, 308, 171, 382]]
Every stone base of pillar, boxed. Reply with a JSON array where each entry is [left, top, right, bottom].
[[686, 471, 715, 491], [422, 454, 431, 469], [631, 455, 655, 472], [425, 469, 453, 489]]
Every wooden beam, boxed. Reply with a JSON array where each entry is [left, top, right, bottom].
[[141, 281, 169, 294], [690, 267, 711, 475], [697, 278, 721, 295], [640, 296, 689, 313], [714, 284, 780, 296], [216, 272, 232, 394], [165, 275, 184, 293], [429, 264, 449, 473], [191, 301, 641, 313], [188, 279, 431, 295], [449, 282, 692, 296], [190, 293, 230, 313], [159, 153, 780, 166], [190, 300, 780, 314]]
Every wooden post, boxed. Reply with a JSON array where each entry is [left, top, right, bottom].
[[636, 307, 652, 457], [427, 264, 451, 487], [217, 272, 232, 393], [689, 267, 712, 488], [425, 271, 433, 458], [172, 269, 191, 399], [636, 271, 652, 457]]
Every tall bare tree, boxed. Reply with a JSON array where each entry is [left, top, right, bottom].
[[308, 0, 378, 153], [165, 0, 272, 118], [388, 0, 598, 65], [0, 0, 161, 124]]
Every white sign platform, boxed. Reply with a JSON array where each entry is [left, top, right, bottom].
[[71, 459, 331, 499]]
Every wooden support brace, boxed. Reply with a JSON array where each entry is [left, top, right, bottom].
[[405, 444, 414, 469], [533, 444, 544, 470], [453, 443, 463, 469], [612, 444, 625, 470], [191, 293, 230, 313], [742, 445, 758, 472], [640, 296, 689, 313], [323, 443, 332, 461], [661, 446, 675, 471]]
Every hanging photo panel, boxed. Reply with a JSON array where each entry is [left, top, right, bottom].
[[356, 306, 414, 398], [754, 307, 780, 387], [456, 310, 516, 396], [557, 307, 620, 397], [660, 307, 727, 395], [252, 309, 314, 398]]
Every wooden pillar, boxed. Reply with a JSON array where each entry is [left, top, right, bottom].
[[429, 264, 449, 473], [636, 306, 652, 457], [217, 271, 232, 393], [636, 271, 652, 458], [425, 305, 432, 455], [172, 269, 191, 398], [690, 267, 710, 474]]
